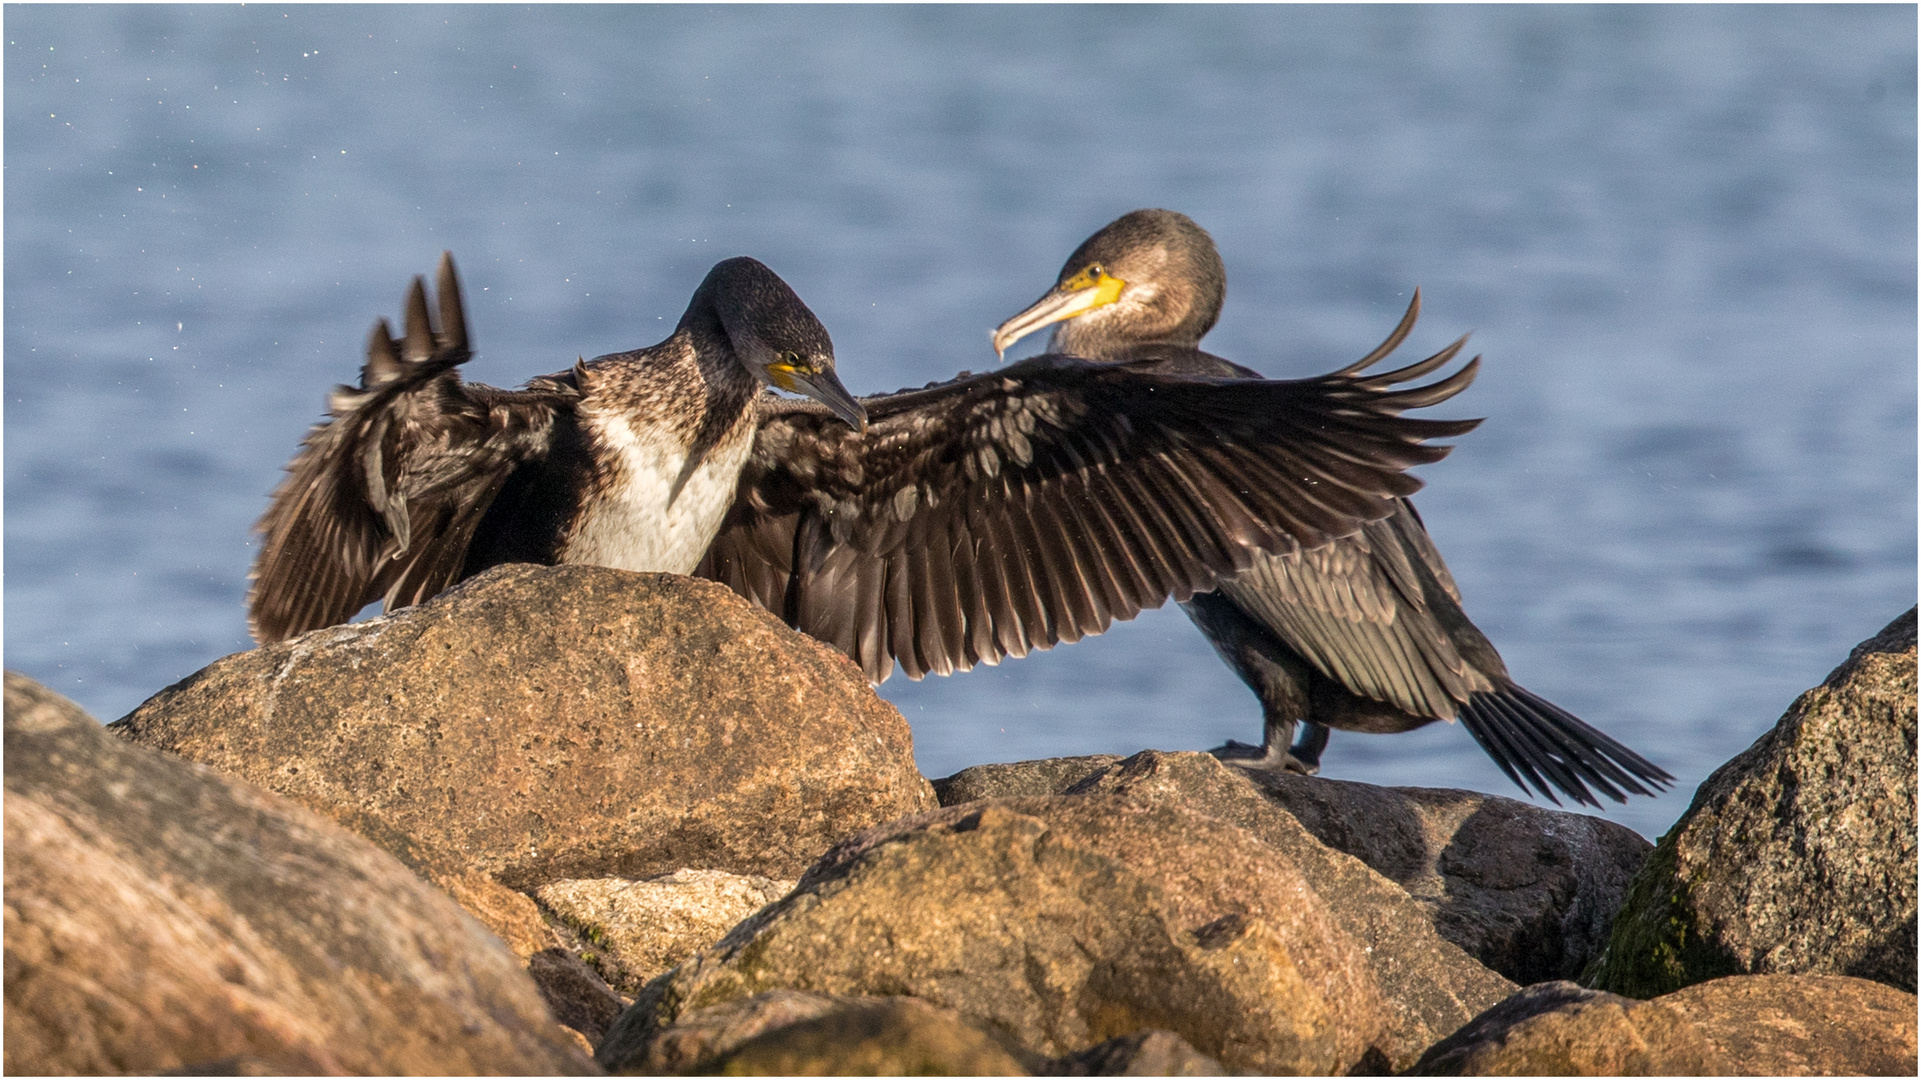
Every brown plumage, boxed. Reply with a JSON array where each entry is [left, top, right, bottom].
[[990, 209, 1672, 806]]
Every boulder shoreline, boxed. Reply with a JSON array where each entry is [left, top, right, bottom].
[[6, 566, 1914, 1074]]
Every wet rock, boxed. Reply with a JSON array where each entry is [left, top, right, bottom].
[[1043, 1029, 1226, 1076], [1655, 974, 1917, 1076], [1590, 608, 1917, 997], [1407, 980, 1729, 1076], [111, 564, 937, 891], [934, 755, 1121, 804], [600, 797, 1397, 1075], [1065, 751, 1515, 1066], [1238, 769, 1652, 984], [637, 992, 1027, 1076], [3, 671, 594, 1077], [536, 869, 793, 993]]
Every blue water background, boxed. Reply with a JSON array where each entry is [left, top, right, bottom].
[[6, 5, 1914, 839]]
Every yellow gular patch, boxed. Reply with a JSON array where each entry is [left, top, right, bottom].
[[1063, 267, 1127, 310]]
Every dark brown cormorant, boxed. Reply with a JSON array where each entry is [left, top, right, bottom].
[[991, 209, 1672, 807], [248, 254, 865, 642]]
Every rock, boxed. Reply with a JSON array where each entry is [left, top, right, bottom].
[[1044, 1029, 1226, 1076], [2, 671, 594, 1077], [111, 564, 937, 890], [632, 991, 1027, 1076], [536, 869, 794, 993], [417, 862, 565, 960], [1407, 981, 1729, 1076], [527, 947, 630, 1047], [1655, 974, 1917, 1076], [616, 988, 853, 1074], [600, 798, 1398, 1075], [1064, 751, 1515, 1066], [1235, 769, 1653, 984], [1590, 608, 1917, 997], [934, 755, 1122, 804], [942, 750, 1645, 987]]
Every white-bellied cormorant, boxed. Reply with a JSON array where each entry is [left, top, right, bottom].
[[991, 209, 1672, 807], [248, 254, 864, 642]]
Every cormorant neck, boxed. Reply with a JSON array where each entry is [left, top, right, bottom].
[[671, 276, 757, 393]]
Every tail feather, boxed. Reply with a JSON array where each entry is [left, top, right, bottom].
[[1458, 685, 1673, 807]]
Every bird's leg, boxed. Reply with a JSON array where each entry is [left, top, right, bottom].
[[1211, 712, 1324, 775], [1287, 722, 1330, 775]]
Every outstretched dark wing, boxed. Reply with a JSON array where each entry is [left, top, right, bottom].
[[697, 341, 1481, 682], [247, 254, 576, 643]]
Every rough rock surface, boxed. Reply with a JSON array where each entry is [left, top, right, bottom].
[[1590, 608, 1917, 997], [1046, 1029, 1226, 1076], [628, 991, 1027, 1075], [939, 750, 1647, 986], [3, 671, 594, 1077], [935, 755, 1121, 804], [111, 564, 937, 890], [536, 869, 794, 993], [1240, 769, 1652, 984], [1408, 980, 1729, 1076], [1065, 751, 1515, 1064], [1656, 974, 1918, 1076], [599, 798, 1399, 1075]]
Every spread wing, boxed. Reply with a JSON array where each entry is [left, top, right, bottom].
[[697, 340, 1481, 682], [247, 254, 575, 643]]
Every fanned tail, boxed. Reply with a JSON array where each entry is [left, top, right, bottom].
[[1458, 684, 1674, 807]]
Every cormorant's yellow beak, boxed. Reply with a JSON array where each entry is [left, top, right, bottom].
[[769, 360, 868, 434], [992, 267, 1127, 358]]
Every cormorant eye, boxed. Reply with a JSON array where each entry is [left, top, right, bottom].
[[779, 350, 805, 370]]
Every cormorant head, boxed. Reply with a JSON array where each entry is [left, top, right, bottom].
[[690, 257, 866, 432], [992, 208, 1226, 360]]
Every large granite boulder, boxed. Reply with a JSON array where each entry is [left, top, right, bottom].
[[1407, 981, 1729, 1076], [111, 564, 937, 892], [600, 797, 1400, 1075], [1238, 771, 1652, 985], [1060, 751, 1516, 1063], [3, 672, 594, 1077], [1590, 608, 1917, 997], [1409, 974, 1918, 1076], [1658, 974, 1916, 1076], [942, 748, 1634, 986]]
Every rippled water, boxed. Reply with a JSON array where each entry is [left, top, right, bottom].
[[7, 6, 1914, 838]]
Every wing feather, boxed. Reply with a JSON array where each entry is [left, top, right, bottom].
[[248, 254, 571, 643], [701, 338, 1481, 683]]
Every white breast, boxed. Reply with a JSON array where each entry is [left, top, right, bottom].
[[560, 411, 754, 575]]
